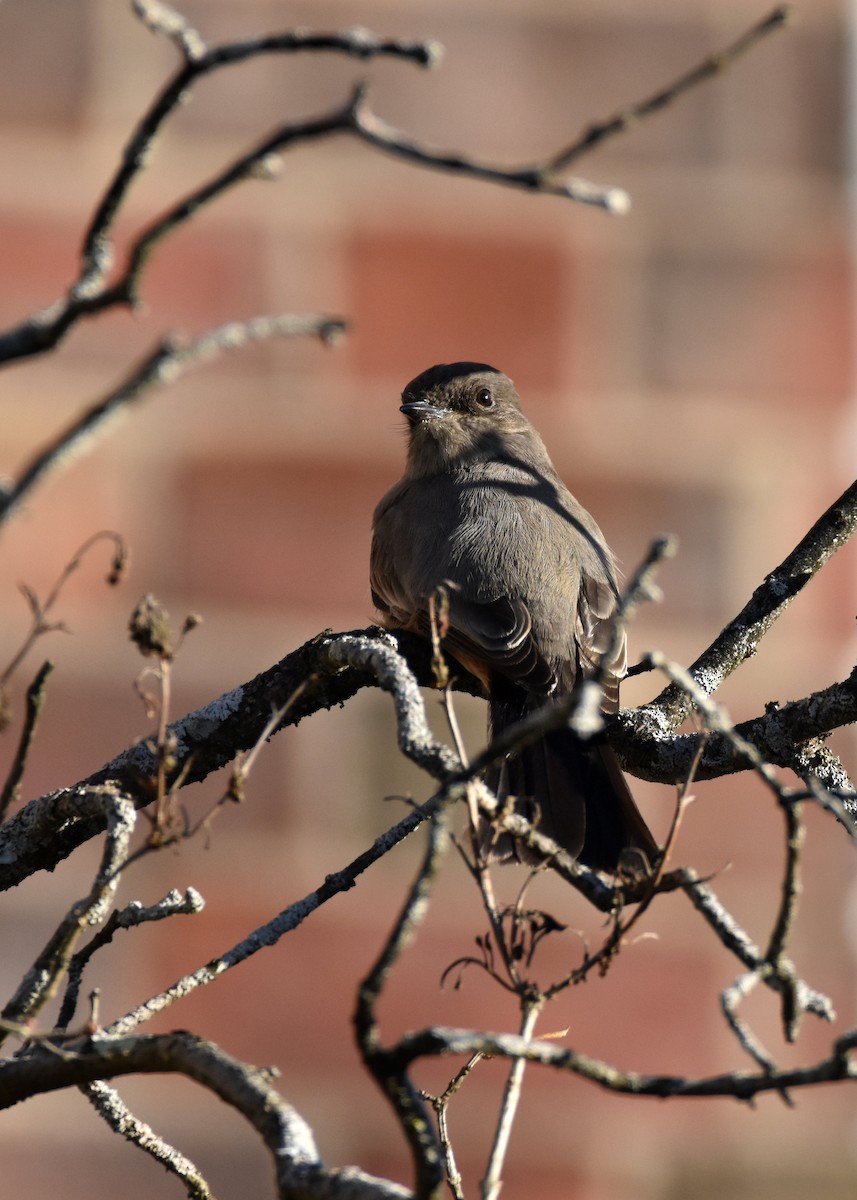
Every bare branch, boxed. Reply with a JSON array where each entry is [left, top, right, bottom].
[[0, 532, 127, 680], [720, 969, 783, 1081], [681, 870, 834, 1023], [0, 314, 344, 525], [15, 1033, 414, 1199], [57, 888, 204, 1031], [0, 1032, 398, 1198], [1, 5, 790, 365], [350, 88, 628, 214], [321, 633, 462, 780], [5, 616, 853, 894], [0, 789, 135, 1049], [620, 654, 857, 831], [616, 669, 857, 807], [420, 1057, 480, 1200], [383, 1022, 857, 1103], [718, 790, 808, 1090], [572, 533, 676, 736], [103, 794, 446, 1037], [132, 0, 206, 62], [482, 999, 543, 1200], [642, 479, 857, 729], [355, 806, 451, 1196], [550, 6, 796, 170], [0, 629, 462, 889], [0, 15, 437, 364], [84, 1080, 214, 1200], [101, 641, 457, 1038], [0, 661, 53, 822]]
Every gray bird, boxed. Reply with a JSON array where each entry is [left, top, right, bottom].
[[370, 362, 657, 872]]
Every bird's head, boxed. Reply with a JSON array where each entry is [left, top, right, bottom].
[[399, 362, 533, 474]]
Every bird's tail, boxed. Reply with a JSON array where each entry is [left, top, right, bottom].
[[483, 698, 658, 873]]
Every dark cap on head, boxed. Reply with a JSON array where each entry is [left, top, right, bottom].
[[402, 361, 503, 401]]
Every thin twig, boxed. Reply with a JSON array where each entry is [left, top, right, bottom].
[[0, 532, 127, 678], [572, 533, 677, 737], [84, 1080, 214, 1200], [765, 798, 807, 1044], [105, 792, 452, 1037], [481, 998, 543, 1200], [544, 726, 709, 997], [720, 968, 790, 1103], [0, 661, 54, 822], [550, 6, 796, 170], [0, 315, 344, 525], [0, 789, 135, 1050], [350, 87, 628, 214], [642, 651, 831, 1054], [643, 652, 803, 798], [421, 1054, 482, 1200], [57, 889, 204, 1031], [681, 870, 834, 1022]]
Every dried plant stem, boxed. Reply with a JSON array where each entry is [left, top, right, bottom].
[[482, 998, 544, 1200]]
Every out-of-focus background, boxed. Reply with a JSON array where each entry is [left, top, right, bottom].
[[1, 1, 856, 1197]]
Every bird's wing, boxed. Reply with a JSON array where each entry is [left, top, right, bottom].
[[574, 573, 626, 713], [419, 588, 556, 695]]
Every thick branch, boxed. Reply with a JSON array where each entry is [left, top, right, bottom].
[[384, 1023, 857, 1102], [0, 1031, 412, 1198], [641, 479, 857, 729], [0, 628, 476, 890], [616, 669, 857, 804], [4, 619, 855, 892], [355, 807, 450, 1196]]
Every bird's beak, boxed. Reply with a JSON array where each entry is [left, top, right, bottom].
[[400, 399, 450, 422]]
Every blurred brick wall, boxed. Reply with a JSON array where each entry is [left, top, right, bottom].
[[1, 2, 856, 1198]]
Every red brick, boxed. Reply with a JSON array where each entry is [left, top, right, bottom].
[[345, 227, 569, 390], [648, 244, 852, 401], [174, 454, 378, 618], [123, 218, 270, 330]]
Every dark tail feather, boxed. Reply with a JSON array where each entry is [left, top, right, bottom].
[[484, 701, 657, 873]]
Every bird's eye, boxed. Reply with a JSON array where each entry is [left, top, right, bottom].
[[475, 387, 495, 409]]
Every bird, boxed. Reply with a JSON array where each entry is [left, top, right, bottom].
[[370, 361, 657, 873]]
